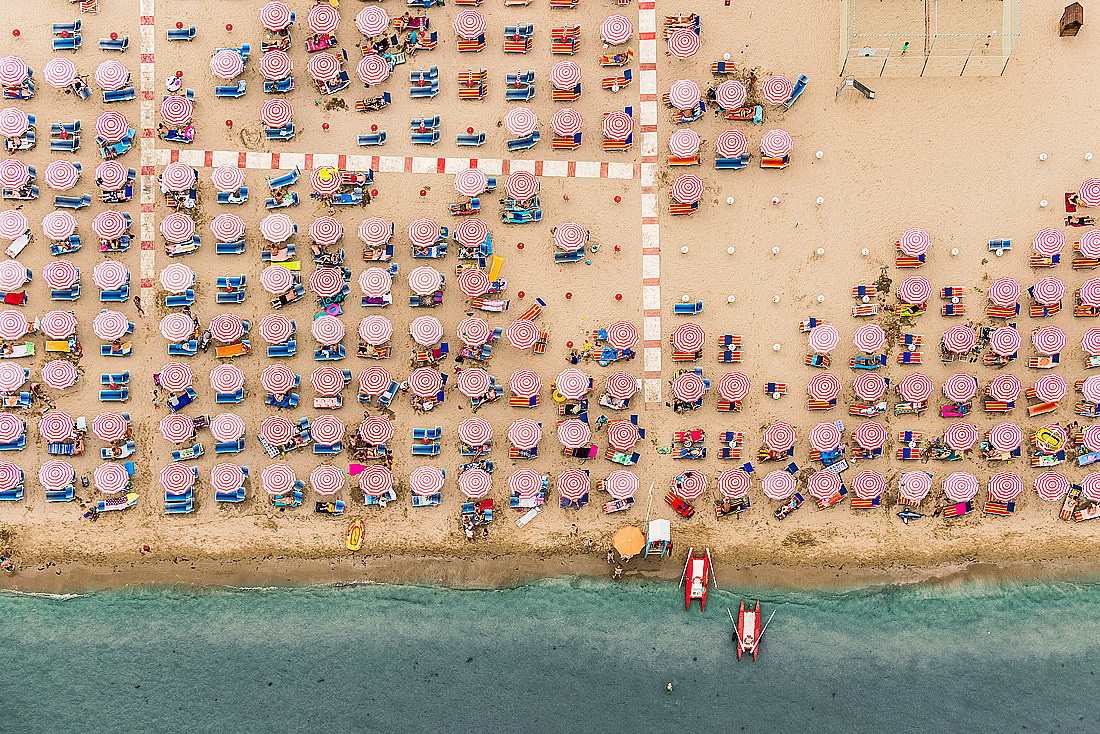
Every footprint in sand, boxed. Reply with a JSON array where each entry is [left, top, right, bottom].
[[238, 128, 262, 151]]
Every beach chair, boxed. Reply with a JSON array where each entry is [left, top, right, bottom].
[[783, 74, 808, 108], [760, 155, 790, 170], [167, 26, 196, 41], [99, 36, 128, 51], [507, 131, 540, 152], [103, 87, 135, 103], [53, 35, 82, 51], [456, 132, 486, 147], [1030, 255, 1060, 268], [673, 301, 703, 315]]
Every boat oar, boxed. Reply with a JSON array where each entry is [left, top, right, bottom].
[[749, 610, 777, 655]]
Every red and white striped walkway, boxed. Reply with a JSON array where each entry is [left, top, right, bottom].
[[638, 1, 663, 409], [139, 0, 156, 302]]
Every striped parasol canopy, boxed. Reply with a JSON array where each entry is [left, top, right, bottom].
[[1032, 277, 1065, 305], [260, 364, 297, 395], [507, 319, 539, 350], [763, 422, 796, 452], [715, 129, 748, 159], [504, 107, 537, 136], [606, 420, 639, 451], [898, 372, 933, 402], [258, 50, 292, 81], [807, 470, 844, 501], [260, 1, 294, 31], [550, 61, 581, 90], [358, 315, 392, 345], [359, 267, 392, 297], [808, 324, 840, 353], [1032, 325, 1066, 355], [310, 167, 341, 196], [986, 374, 1021, 402], [508, 419, 541, 449], [358, 465, 393, 497], [0, 414, 22, 443], [557, 419, 591, 448], [760, 129, 793, 157], [1084, 474, 1100, 503], [808, 422, 842, 452], [509, 468, 543, 499], [211, 464, 245, 494], [39, 460, 75, 491], [309, 216, 343, 245], [408, 367, 443, 398], [672, 372, 706, 402], [92, 310, 128, 341], [308, 3, 340, 33], [159, 414, 194, 444], [1033, 374, 1066, 402], [1078, 179, 1100, 207], [457, 269, 490, 298], [44, 160, 80, 191], [553, 222, 588, 251], [407, 266, 442, 296], [0, 309, 27, 340], [92, 210, 129, 240], [455, 218, 489, 248], [897, 275, 931, 304], [0, 461, 21, 492], [307, 53, 341, 82], [898, 472, 932, 504], [988, 472, 1023, 503], [357, 55, 390, 85], [852, 323, 885, 353], [556, 369, 590, 399], [942, 325, 975, 354], [942, 373, 977, 402], [505, 171, 539, 200], [260, 99, 293, 128], [95, 161, 129, 191], [897, 228, 930, 256], [600, 14, 632, 45], [1032, 228, 1065, 256], [667, 28, 700, 58], [990, 326, 1021, 357], [260, 264, 294, 295], [987, 276, 1020, 306], [260, 416, 295, 446], [409, 315, 443, 346], [308, 267, 344, 297], [458, 416, 492, 446], [457, 317, 491, 347], [41, 310, 77, 339], [454, 168, 488, 197], [160, 212, 196, 244], [310, 415, 344, 446], [551, 108, 583, 136], [717, 469, 751, 498], [358, 416, 393, 445], [760, 75, 792, 104], [310, 366, 346, 396], [95, 111, 129, 143], [851, 470, 886, 499], [852, 421, 886, 451], [715, 80, 746, 109], [42, 58, 77, 88], [0, 160, 29, 189], [1079, 230, 1100, 258], [261, 464, 297, 496], [356, 6, 389, 36], [606, 321, 638, 350], [761, 471, 795, 501], [1081, 375, 1100, 403], [210, 413, 246, 443], [41, 212, 76, 242], [605, 372, 639, 400], [806, 372, 841, 401], [410, 466, 445, 496], [1082, 278, 1100, 307], [605, 470, 639, 500], [93, 260, 129, 291], [95, 60, 130, 90], [459, 468, 492, 499], [210, 313, 246, 343], [943, 422, 978, 451], [987, 423, 1022, 452], [670, 174, 703, 204], [557, 469, 590, 501], [160, 95, 193, 125], [456, 368, 491, 399], [310, 466, 344, 495], [209, 50, 245, 80], [667, 79, 700, 110], [94, 462, 130, 494], [0, 362, 24, 391], [210, 364, 245, 394], [672, 470, 707, 501], [717, 372, 749, 401], [602, 110, 633, 141], [159, 263, 194, 293], [670, 322, 704, 352], [157, 362, 192, 392], [0, 210, 27, 239], [668, 129, 701, 159], [0, 56, 28, 86], [852, 372, 886, 401], [1034, 471, 1069, 502], [510, 370, 541, 398], [942, 473, 978, 503], [357, 367, 391, 396], [453, 9, 486, 39]]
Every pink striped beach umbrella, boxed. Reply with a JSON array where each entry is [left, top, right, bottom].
[[808, 422, 842, 452], [557, 469, 590, 501], [159, 313, 198, 344], [554, 222, 587, 251], [457, 317, 491, 347], [1033, 277, 1065, 305], [210, 364, 244, 394], [94, 462, 130, 494], [715, 129, 748, 158], [408, 266, 442, 295], [715, 80, 747, 110], [358, 315, 392, 345], [1084, 475, 1100, 503], [92, 260, 128, 290], [1079, 179, 1100, 207], [942, 373, 977, 402], [1079, 231, 1100, 258], [307, 53, 340, 82], [310, 466, 344, 496], [510, 370, 541, 398], [763, 422, 796, 452], [357, 55, 390, 85], [210, 413, 246, 443], [453, 9, 486, 39], [261, 464, 297, 496], [95, 161, 127, 191], [260, 364, 296, 395], [359, 267, 392, 297], [944, 422, 978, 451], [942, 473, 978, 503], [760, 129, 792, 157], [39, 460, 74, 491], [508, 419, 541, 449], [356, 6, 389, 36], [408, 368, 443, 398], [556, 418, 590, 447], [409, 316, 443, 346], [672, 372, 706, 402], [258, 51, 292, 81], [455, 218, 489, 248], [95, 60, 130, 90], [310, 366, 345, 396], [670, 174, 703, 204], [358, 465, 393, 497], [410, 466, 445, 496], [309, 217, 343, 246], [1082, 278, 1100, 307], [607, 420, 639, 451], [669, 129, 701, 157], [0, 56, 28, 87], [260, 416, 295, 447], [504, 107, 537, 136], [987, 374, 1021, 403], [987, 277, 1020, 306], [92, 210, 129, 239], [509, 468, 542, 499], [260, 213, 295, 244], [507, 319, 539, 350], [897, 275, 931, 304], [942, 325, 975, 354], [358, 366, 391, 396], [0, 160, 29, 189], [260, 99, 293, 128], [898, 472, 932, 504], [602, 110, 633, 141], [160, 95, 193, 125], [807, 373, 841, 401], [606, 372, 639, 400], [0, 363, 24, 392], [44, 160, 79, 190], [311, 415, 344, 446], [898, 372, 933, 402], [210, 464, 245, 494], [41, 311, 76, 339], [807, 471, 844, 501], [1032, 326, 1066, 355], [760, 75, 793, 104], [551, 108, 583, 136], [42, 58, 77, 88], [210, 313, 245, 343], [853, 372, 886, 401], [359, 217, 393, 246], [158, 362, 192, 392], [988, 472, 1023, 503], [458, 416, 492, 446], [260, 265, 294, 295], [761, 471, 795, 501], [808, 324, 840, 353], [556, 369, 590, 399], [159, 263, 194, 293], [0, 210, 27, 239], [457, 269, 490, 298], [673, 470, 707, 501], [1082, 375, 1100, 403], [92, 310, 128, 340], [308, 267, 344, 297], [260, 1, 293, 31], [311, 315, 344, 345], [606, 321, 639, 350], [454, 168, 488, 197], [717, 469, 751, 499], [41, 212, 76, 241], [310, 167, 341, 196], [990, 326, 1021, 357], [852, 323, 885, 353], [851, 470, 885, 499], [159, 414, 193, 444], [95, 111, 129, 143], [667, 28, 700, 58], [0, 310, 26, 341], [717, 372, 749, 402], [160, 212, 195, 244], [456, 368, 491, 399], [1, 417, 25, 445], [606, 470, 639, 500], [897, 228, 930, 256], [1034, 472, 1069, 502], [600, 14, 632, 45], [550, 61, 581, 90], [1033, 374, 1067, 402], [853, 421, 886, 451], [459, 469, 492, 500], [308, 3, 340, 33], [1085, 425, 1100, 453], [1033, 228, 1065, 256], [670, 323, 704, 352], [667, 79, 700, 110]]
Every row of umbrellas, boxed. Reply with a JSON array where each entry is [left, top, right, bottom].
[[800, 320, 1090, 357], [896, 225, 1100, 257]]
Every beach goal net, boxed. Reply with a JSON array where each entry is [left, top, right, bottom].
[[840, 0, 1020, 77]]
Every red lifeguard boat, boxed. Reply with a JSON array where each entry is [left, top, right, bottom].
[[679, 547, 714, 610], [733, 599, 774, 661]]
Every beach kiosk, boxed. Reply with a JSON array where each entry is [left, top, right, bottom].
[[643, 518, 671, 559]]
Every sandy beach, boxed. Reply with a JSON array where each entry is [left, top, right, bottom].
[[1, 0, 1100, 594]]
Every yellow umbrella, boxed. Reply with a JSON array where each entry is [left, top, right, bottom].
[[613, 525, 645, 557]]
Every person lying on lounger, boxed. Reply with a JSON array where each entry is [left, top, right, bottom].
[[1066, 216, 1095, 227]]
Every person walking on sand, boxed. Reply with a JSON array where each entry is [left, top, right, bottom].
[[133, 296, 144, 317]]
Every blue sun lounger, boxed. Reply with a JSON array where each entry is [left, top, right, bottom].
[[99, 36, 128, 51], [167, 26, 196, 41], [215, 81, 246, 98]]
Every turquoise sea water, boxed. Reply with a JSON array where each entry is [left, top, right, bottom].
[[2, 577, 1098, 733]]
